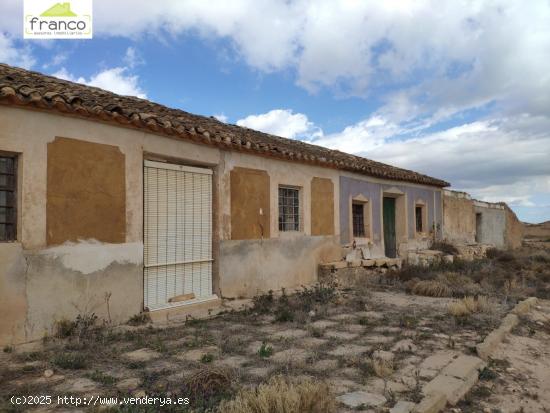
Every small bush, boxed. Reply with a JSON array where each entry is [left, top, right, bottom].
[[411, 280, 452, 297], [274, 307, 294, 323], [295, 284, 337, 313], [3, 346, 13, 353], [486, 248, 516, 262], [448, 296, 491, 317], [184, 366, 234, 409], [54, 319, 76, 338], [201, 353, 214, 364], [218, 375, 336, 413], [437, 273, 482, 297], [431, 241, 459, 255], [372, 357, 393, 378], [392, 264, 434, 282], [87, 370, 117, 385], [52, 353, 87, 369], [127, 361, 146, 369], [54, 313, 98, 339], [128, 312, 151, 326], [258, 342, 273, 358], [532, 254, 550, 263], [252, 290, 275, 314]]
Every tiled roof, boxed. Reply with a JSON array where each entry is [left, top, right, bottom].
[[0, 63, 449, 187]]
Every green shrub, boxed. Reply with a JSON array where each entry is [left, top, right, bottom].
[[258, 342, 273, 358], [52, 353, 87, 369], [87, 370, 117, 385], [201, 353, 214, 364]]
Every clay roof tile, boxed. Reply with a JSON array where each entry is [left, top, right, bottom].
[[0, 63, 449, 187]]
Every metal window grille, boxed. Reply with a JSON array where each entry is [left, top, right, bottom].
[[415, 206, 423, 232], [278, 186, 300, 231], [352, 203, 365, 237], [0, 155, 17, 242]]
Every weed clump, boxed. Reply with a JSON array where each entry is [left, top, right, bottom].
[[127, 312, 151, 326], [86, 370, 117, 385], [431, 241, 459, 255], [52, 352, 87, 370], [258, 342, 273, 358], [411, 280, 452, 297], [184, 366, 234, 409], [448, 296, 491, 317], [218, 375, 336, 413]]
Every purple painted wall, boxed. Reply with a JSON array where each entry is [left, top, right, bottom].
[[339, 176, 442, 245]]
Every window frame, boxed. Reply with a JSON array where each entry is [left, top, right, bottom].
[[349, 195, 372, 244], [352, 202, 366, 237], [0, 152, 18, 242], [414, 200, 428, 236], [278, 185, 301, 233]]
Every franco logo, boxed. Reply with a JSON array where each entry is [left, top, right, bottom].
[[40, 2, 78, 17], [24, 0, 93, 39]]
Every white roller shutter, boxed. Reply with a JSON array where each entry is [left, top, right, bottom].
[[143, 160, 214, 310]]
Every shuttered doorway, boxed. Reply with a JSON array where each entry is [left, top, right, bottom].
[[143, 160, 214, 311]]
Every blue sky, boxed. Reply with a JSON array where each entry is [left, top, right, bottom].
[[1, 0, 549, 222]]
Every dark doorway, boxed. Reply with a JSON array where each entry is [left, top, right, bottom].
[[383, 197, 397, 258], [475, 213, 482, 243]]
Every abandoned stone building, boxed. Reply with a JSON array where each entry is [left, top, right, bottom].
[[0, 63, 518, 346], [442, 190, 522, 250]]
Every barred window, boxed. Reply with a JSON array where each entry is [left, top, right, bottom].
[[278, 186, 300, 232], [0, 155, 17, 241], [352, 203, 365, 237]]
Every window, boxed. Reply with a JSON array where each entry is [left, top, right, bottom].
[[415, 203, 427, 234], [352, 203, 365, 237], [415, 206, 423, 232], [278, 186, 300, 231], [0, 155, 17, 241]]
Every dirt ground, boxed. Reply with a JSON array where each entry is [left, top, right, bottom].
[[453, 300, 550, 413], [1, 244, 549, 412]]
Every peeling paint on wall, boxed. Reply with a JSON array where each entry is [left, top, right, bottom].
[[38, 240, 143, 275]]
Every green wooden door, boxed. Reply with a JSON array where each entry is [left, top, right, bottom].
[[383, 197, 397, 258]]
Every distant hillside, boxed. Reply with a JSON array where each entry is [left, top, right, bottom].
[[523, 221, 550, 239]]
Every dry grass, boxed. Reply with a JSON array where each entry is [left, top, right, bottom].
[[372, 357, 394, 378], [218, 375, 336, 413], [184, 366, 234, 407], [437, 273, 482, 297], [411, 279, 452, 297], [448, 296, 492, 317]]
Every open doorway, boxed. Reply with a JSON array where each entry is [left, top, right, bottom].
[[475, 213, 482, 243], [383, 197, 397, 258]]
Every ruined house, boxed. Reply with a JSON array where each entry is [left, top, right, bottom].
[[443, 190, 523, 250], [0, 63, 453, 345]]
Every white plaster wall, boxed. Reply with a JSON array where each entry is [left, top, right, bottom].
[[0, 106, 221, 249]]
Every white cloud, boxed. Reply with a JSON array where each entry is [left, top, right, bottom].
[[0, 33, 35, 69], [312, 114, 550, 214], [52, 67, 147, 98], [78, 0, 550, 119], [237, 107, 550, 221], [214, 113, 228, 123], [123, 47, 145, 68], [42, 52, 68, 69], [237, 109, 322, 140]]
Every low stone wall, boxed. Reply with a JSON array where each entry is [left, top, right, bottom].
[[318, 257, 402, 288], [454, 243, 492, 260]]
